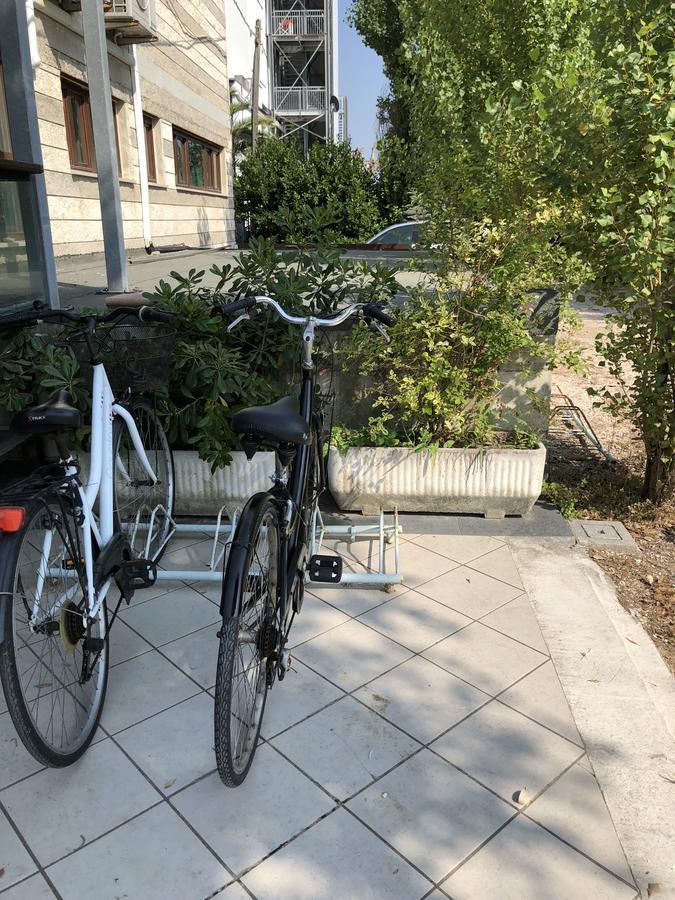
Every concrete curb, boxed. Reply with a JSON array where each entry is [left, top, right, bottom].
[[509, 539, 675, 900]]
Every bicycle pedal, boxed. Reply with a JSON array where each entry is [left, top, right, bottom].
[[308, 554, 342, 584], [118, 558, 157, 593], [83, 637, 105, 653]]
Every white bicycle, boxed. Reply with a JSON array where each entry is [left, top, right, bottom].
[[0, 304, 175, 766]]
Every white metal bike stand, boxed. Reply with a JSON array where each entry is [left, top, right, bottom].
[[152, 504, 403, 592]]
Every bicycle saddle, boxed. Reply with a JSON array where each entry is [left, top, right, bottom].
[[232, 396, 309, 445], [11, 389, 82, 434]]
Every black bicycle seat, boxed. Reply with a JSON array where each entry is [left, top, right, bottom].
[[11, 389, 82, 434], [232, 396, 309, 445]]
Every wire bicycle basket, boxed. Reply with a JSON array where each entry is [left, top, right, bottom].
[[71, 317, 175, 394]]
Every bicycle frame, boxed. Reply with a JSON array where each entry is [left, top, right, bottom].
[[38, 362, 158, 626]]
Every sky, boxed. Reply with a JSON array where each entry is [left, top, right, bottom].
[[337, 0, 388, 157]]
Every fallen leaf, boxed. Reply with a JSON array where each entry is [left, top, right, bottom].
[[164, 778, 176, 790], [626, 637, 638, 645], [80, 834, 86, 846], [0, 867, 5, 878], [588, 678, 600, 683]]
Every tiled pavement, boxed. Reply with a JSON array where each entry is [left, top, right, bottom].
[[0, 530, 638, 899]]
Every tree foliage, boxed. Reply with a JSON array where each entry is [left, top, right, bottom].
[[350, 0, 674, 501], [235, 138, 382, 242]]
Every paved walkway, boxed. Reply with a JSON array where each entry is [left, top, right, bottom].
[[1, 531, 639, 899]]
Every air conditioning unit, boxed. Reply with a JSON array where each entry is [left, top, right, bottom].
[[105, 0, 158, 44]]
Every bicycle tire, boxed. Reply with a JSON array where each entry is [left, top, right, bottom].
[[0, 498, 108, 766], [214, 497, 279, 787], [112, 396, 174, 564]]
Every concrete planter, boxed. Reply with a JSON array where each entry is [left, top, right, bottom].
[[173, 450, 274, 515], [327, 444, 546, 518]]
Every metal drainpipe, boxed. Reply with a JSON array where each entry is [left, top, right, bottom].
[[25, 0, 40, 69], [131, 46, 153, 253]]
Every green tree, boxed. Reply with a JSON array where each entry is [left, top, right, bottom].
[[350, 0, 674, 501]]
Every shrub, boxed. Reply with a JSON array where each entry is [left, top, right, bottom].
[[235, 139, 382, 242]]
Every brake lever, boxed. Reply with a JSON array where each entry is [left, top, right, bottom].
[[367, 320, 391, 343], [227, 313, 249, 332]]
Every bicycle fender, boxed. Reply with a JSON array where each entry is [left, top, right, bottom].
[[220, 491, 277, 621]]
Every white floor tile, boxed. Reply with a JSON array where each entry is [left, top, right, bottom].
[[399, 544, 458, 588], [121, 586, 221, 647], [295, 619, 412, 691], [115, 693, 215, 795], [498, 660, 582, 744], [431, 700, 581, 803], [349, 749, 514, 882], [161, 623, 221, 689], [172, 744, 334, 875], [261, 661, 344, 739], [47, 802, 231, 900], [417, 566, 522, 618], [0, 873, 55, 899], [526, 763, 634, 883], [243, 808, 431, 899], [271, 696, 419, 800], [442, 815, 637, 899], [423, 622, 545, 695], [0, 810, 37, 889], [410, 535, 504, 564], [0, 712, 44, 790], [307, 585, 395, 617], [355, 656, 489, 743], [0, 739, 158, 865], [101, 650, 200, 734], [288, 594, 350, 648], [357, 589, 471, 652], [108, 618, 153, 668], [479, 593, 549, 654], [466, 545, 523, 589]]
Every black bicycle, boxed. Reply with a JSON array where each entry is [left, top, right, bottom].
[[212, 294, 394, 786]]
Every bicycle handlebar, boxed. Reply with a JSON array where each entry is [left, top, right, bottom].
[[217, 295, 395, 331], [0, 303, 175, 331]]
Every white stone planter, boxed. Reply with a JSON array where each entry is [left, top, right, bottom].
[[173, 450, 274, 515], [328, 444, 546, 517]]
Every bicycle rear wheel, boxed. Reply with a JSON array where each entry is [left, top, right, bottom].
[[214, 498, 279, 787], [0, 498, 108, 766], [112, 396, 174, 563]]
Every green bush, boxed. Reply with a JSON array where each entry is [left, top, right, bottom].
[[335, 276, 583, 451], [235, 139, 382, 242]]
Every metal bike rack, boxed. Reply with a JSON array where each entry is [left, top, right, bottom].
[[151, 504, 402, 591]]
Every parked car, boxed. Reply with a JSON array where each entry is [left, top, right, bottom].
[[366, 220, 426, 246]]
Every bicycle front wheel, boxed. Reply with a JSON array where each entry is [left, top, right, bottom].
[[113, 396, 174, 563], [0, 498, 108, 766], [214, 498, 279, 787]]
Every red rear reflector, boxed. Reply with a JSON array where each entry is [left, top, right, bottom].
[[0, 507, 26, 532]]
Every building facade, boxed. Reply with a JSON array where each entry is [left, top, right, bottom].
[[28, 0, 235, 259]]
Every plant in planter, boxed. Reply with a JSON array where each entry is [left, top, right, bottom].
[[330, 279, 582, 516]]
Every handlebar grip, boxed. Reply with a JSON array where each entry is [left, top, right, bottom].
[[138, 306, 174, 325], [0, 309, 42, 328], [363, 303, 395, 327], [219, 297, 257, 317]]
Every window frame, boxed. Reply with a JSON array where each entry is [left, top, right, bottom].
[[172, 128, 221, 193], [61, 77, 96, 172], [0, 62, 12, 161], [143, 114, 157, 184]]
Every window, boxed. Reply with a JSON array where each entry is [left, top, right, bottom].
[[144, 115, 157, 183], [173, 129, 221, 192], [62, 78, 95, 171], [0, 63, 12, 160], [62, 78, 122, 175]]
